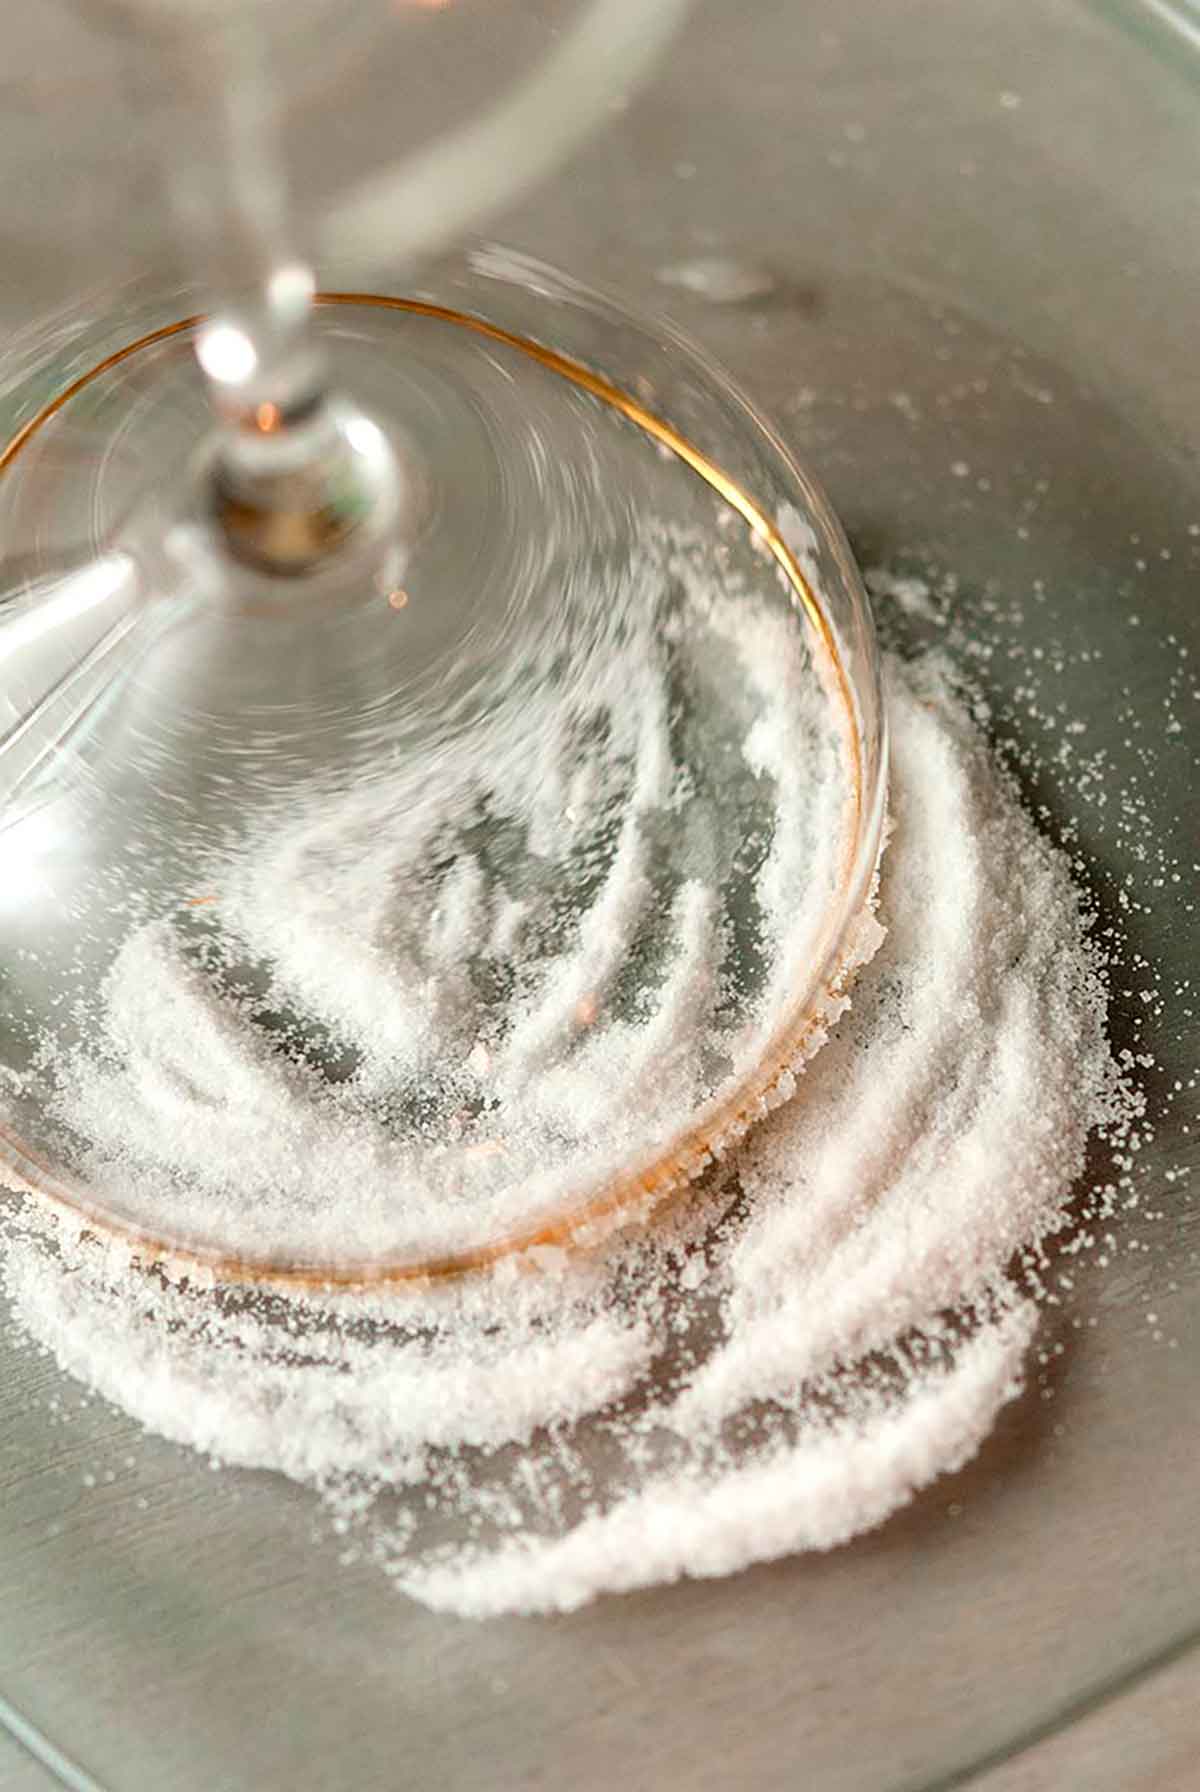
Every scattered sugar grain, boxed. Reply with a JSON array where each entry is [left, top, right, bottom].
[[0, 647, 1145, 1617]]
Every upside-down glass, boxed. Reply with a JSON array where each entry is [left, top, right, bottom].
[[0, 1, 883, 1281]]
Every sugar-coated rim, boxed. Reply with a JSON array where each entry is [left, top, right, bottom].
[[0, 292, 885, 1289]]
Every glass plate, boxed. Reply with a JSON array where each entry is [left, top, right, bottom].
[[0, 1, 1197, 1788]]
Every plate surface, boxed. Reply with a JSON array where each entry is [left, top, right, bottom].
[[1, 1, 1198, 1787]]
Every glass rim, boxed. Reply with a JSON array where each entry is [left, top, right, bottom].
[[0, 270, 889, 1290]]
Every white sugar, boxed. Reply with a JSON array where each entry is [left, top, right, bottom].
[[0, 639, 1139, 1617], [399, 1310, 1038, 1617], [29, 534, 853, 1267], [4, 483, 1160, 1634]]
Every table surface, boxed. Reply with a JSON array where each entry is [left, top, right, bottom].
[[3, 1645, 1198, 1792], [1, 2, 1198, 1788]]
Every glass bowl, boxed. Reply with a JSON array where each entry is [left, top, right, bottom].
[[0, 252, 885, 1284]]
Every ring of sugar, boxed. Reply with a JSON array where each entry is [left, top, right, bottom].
[[0, 296, 886, 1288]]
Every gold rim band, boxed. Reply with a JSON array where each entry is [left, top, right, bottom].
[[0, 294, 870, 1290]]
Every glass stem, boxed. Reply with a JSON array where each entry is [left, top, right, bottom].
[[155, 7, 397, 575]]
